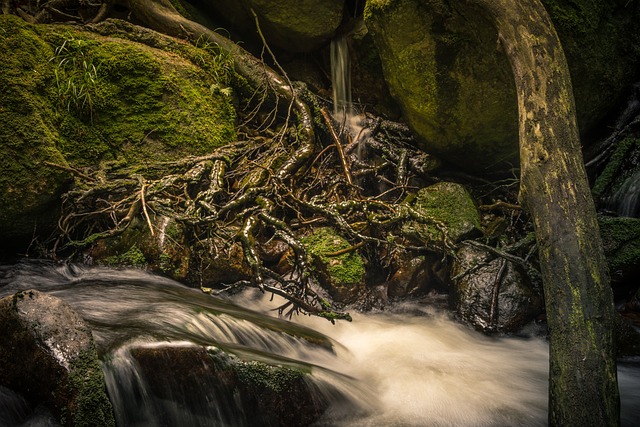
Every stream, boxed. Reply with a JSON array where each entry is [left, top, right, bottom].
[[0, 260, 639, 426]]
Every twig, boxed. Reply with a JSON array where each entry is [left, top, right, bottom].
[[321, 107, 353, 185], [44, 161, 97, 183], [479, 201, 521, 211], [139, 178, 155, 236]]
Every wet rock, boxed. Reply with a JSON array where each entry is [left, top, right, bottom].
[[387, 252, 428, 298], [387, 251, 448, 298], [402, 182, 481, 245], [450, 244, 543, 333], [0, 290, 115, 426], [201, 0, 345, 52]]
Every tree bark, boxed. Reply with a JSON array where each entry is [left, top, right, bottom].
[[463, 0, 620, 425]]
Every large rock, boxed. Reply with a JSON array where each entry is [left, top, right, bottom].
[[0, 290, 115, 426], [364, 0, 640, 174], [450, 244, 543, 333], [0, 17, 237, 250], [199, 0, 345, 52]]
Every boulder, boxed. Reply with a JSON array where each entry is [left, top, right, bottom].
[[199, 0, 345, 52], [387, 251, 448, 299], [364, 0, 640, 174], [450, 244, 543, 333], [0, 290, 115, 426]]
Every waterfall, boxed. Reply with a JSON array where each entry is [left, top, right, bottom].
[[1, 261, 640, 426], [331, 35, 353, 123]]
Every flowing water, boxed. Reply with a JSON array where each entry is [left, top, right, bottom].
[[331, 35, 352, 123], [1, 261, 639, 426]]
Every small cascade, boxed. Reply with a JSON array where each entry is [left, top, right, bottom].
[[330, 34, 369, 155], [331, 35, 353, 122], [607, 170, 640, 217]]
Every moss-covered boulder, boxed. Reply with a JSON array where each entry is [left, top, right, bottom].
[[364, 0, 640, 174], [402, 182, 481, 245], [0, 16, 237, 249], [0, 290, 115, 426], [199, 0, 345, 52], [302, 227, 365, 303]]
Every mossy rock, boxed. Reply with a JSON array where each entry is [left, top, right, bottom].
[[0, 16, 237, 248], [598, 215, 640, 284], [198, 0, 345, 52], [402, 182, 481, 244], [301, 227, 365, 303], [364, 0, 640, 175]]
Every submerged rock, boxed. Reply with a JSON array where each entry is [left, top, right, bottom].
[[112, 344, 329, 427], [0, 290, 115, 427], [450, 244, 543, 333]]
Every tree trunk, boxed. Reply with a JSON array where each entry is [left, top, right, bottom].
[[464, 0, 620, 425]]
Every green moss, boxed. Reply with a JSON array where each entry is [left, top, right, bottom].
[[364, 0, 394, 20], [1, 16, 239, 244], [542, 0, 603, 34], [68, 349, 116, 427], [0, 15, 71, 238], [235, 360, 307, 393], [402, 182, 481, 243], [41, 31, 237, 166], [598, 216, 640, 278], [104, 245, 147, 267], [302, 228, 365, 287]]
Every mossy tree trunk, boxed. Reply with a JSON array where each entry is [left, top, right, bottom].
[[464, 0, 620, 425]]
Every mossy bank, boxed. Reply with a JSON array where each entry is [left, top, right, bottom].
[[0, 15, 237, 251]]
